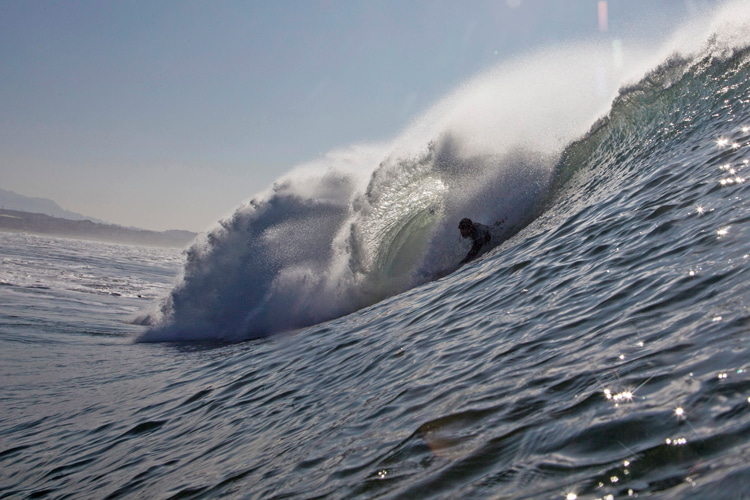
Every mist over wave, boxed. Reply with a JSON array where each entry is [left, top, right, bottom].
[[139, 1, 750, 342]]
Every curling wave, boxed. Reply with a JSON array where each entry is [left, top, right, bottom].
[[138, 15, 750, 342]]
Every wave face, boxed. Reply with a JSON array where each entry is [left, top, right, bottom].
[[141, 2, 750, 343]]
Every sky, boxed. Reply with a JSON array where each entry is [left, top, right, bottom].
[[0, 0, 722, 232]]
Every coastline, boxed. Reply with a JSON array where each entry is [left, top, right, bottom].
[[0, 209, 197, 248]]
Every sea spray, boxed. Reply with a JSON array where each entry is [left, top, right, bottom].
[[139, 41, 662, 342]]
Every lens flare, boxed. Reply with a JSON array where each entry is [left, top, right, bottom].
[[598, 1, 609, 32]]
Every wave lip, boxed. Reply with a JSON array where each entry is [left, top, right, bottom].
[[140, 30, 721, 343]]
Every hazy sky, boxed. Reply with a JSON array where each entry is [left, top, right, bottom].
[[0, 0, 720, 231]]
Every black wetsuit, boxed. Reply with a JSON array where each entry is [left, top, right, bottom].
[[460, 223, 491, 264]]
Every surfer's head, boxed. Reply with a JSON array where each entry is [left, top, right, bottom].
[[459, 218, 473, 238]]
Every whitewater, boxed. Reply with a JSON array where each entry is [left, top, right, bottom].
[[138, 35, 643, 342], [4, 2, 750, 498]]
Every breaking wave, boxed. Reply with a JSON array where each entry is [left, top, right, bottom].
[[139, 2, 750, 342]]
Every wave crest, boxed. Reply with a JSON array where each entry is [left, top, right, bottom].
[[140, 36, 711, 342]]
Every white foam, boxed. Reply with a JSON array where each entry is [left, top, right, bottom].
[[140, 6, 749, 342]]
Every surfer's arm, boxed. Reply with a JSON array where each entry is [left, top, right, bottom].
[[460, 241, 483, 265]]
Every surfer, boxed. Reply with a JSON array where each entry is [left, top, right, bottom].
[[458, 218, 491, 265]]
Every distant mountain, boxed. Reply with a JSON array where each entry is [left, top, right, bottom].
[[0, 209, 197, 248], [0, 188, 103, 222]]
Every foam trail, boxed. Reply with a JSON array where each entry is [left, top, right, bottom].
[[138, 39, 665, 342]]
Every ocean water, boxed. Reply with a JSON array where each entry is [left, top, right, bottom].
[[5, 6, 750, 500]]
